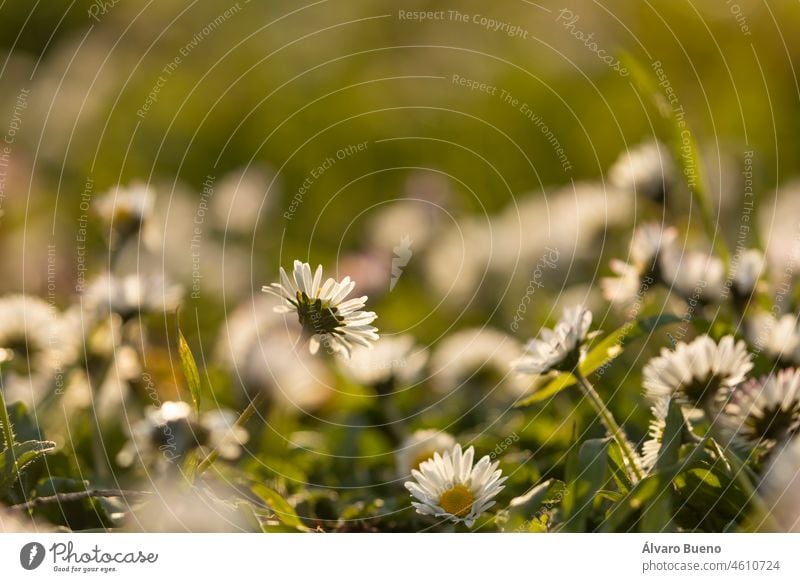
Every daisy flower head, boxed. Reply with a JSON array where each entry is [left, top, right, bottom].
[[512, 305, 593, 375], [0, 295, 62, 378], [609, 140, 676, 203], [601, 259, 650, 311], [431, 327, 528, 396], [661, 251, 726, 305], [0, 295, 72, 405], [396, 429, 457, 476], [723, 369, 800, 448], [117, 401, 248, 468], [601, 223, 676, 311], [731, 249, 765, 298], [630, 222, 678, 272], [643, 335, 753, 408], [339, 334, 427, 391], [94, 182, 154, 241], [83, 273, 183, 322], [262, 260, 378, 358], [404, 444, 506, 527], [746, 312, 800, 366]]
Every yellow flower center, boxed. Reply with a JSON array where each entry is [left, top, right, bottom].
[[439, 484, 475, 517]]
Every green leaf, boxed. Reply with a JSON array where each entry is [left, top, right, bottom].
[[600, 475, 661, 532], [498, 479, 567, 532], [607, 441, 633, 494], [178, 328, 202, 414], [0, 440, 56, 493], [562, 438, 609, 532], [252, 484, 306, 531], [516, 314, 681, 407]]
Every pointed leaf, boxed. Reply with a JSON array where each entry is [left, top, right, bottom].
[[252, 484, 306, 531], [178, 328, 202, 414], [0, 439, 56, 493]]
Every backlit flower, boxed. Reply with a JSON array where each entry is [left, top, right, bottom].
[[609, 141, 676, 202], [512, 305, 593, 375], [396, 429, 457, 476], [262, 260, 378, 357], [643, 335, 753, 408], [723, 369, 800, 448]]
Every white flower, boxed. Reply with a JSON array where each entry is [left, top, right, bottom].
[[723, 369, 800, 448], [609, 141, 676, 202], [215, 296, 333, 412], [405, 444, 506, 527], [83, 273, 183, 320], [339, 335, 427, 389], [760, 435, 800, 532], [601, 223, 676, 310], [643, 335, 753, 407], [641, 396, 670, 472], [262, 260, 378, 357], [512, 305, 593, 375], [731, 249, 764, 296], [0, 295, 71, 405], [210, 165, 274, 235], [94, 182, 154, 235], [601, 259, 648, 309], [747, 312, 800, 365], [396, 429, 457, 476], [661, 251, 725, 304], [630, 222, 678, 271], [117, 401, 247, 467], [431, 327, 528, 396], [639, 397, 697, 472], [117, 401, 195, 467]]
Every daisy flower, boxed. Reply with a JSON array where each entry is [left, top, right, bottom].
[[0, 295, 71, 405], [117, 401, 247, 468], [643, 335, 753, 408], [661, 251, 726, 305], [731, 249, 765, 297], [262, 260, 378, 357], [760, 435, 800, 532], [94, 182, 154, 240], [215, 295, 332, 412], [339, 334, 428, 391], [396, 429, 457, 476], [601, 223, 676, 310], [431, 327, 528, 396], [404, 444, 506, 527], [609, 141, 676, 202], [512, 305, 593, 375], [641, 396, 670, 472], [83, 273, 183, 321], [723, 369, 800, 448], [747, 312, 800, 365]]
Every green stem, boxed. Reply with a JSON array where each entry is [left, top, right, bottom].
[[0, 373, 16, 452], [86, 357, 114, 482], [196, 391, 264, 476], [574, 370, 643, 482]]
